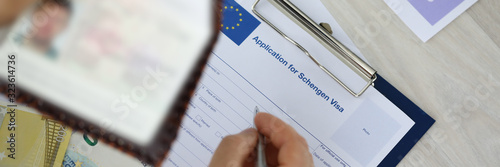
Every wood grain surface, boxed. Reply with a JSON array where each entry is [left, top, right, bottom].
[[320, 0, 500, 166]]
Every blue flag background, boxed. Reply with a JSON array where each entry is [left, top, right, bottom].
[[221, 0, 261, 45]]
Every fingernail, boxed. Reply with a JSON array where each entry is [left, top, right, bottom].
[[240, 128, 256, 140], [241, 128, 255, 134]]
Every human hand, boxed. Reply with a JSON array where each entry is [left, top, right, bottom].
[[0, 0, 37, 26], [209, 112, 313, 167]]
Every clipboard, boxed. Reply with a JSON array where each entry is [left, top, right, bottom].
[[252, 0, 435, 166]]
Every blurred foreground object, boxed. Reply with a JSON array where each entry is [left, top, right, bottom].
[[0, 0, 38, 26], [0, 0, 220, 165]]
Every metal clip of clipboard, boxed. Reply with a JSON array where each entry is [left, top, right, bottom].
[[252, 0, 377, 97]]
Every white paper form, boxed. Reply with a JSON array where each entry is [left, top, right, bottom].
[[162, 0, 414, 166]]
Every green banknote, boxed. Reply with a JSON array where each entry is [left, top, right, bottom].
[[62, 132, 151, 167], [0, 105, 72, 167]]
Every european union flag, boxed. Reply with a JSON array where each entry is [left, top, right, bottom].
[[221, 0, 261, 45]]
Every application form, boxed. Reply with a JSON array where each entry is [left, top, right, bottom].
[[162, 0, 414, 166]]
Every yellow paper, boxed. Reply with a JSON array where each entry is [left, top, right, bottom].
[[0, 105, 72, 167]]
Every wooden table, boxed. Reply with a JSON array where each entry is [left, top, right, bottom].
[[321, 0, 500, 166]]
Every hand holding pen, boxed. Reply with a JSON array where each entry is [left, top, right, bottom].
[[209, 109, 314, 167]]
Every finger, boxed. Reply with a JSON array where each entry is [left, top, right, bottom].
[[264, 138, 279, 166], [209, 128, 258, 167], [254, 113, 312, 166], [278, 139, 314, 167], [254, 113, 307, 148]]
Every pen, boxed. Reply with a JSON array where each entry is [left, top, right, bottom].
[[254, 106, 267, 167]]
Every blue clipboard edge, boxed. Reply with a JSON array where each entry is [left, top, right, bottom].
[[374, 74, 435, 167]]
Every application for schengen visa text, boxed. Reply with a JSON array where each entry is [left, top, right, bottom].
[[162, 0, 414, 166]]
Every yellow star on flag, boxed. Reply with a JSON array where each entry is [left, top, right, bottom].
[[0, 151, 6, 161], [75, 160, 83, 167]]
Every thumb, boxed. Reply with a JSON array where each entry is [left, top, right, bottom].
[[209, 128, 258, 167]]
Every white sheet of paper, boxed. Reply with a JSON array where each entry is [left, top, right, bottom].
[[162, 0, 414, 166], [384, 0, 478, 42]]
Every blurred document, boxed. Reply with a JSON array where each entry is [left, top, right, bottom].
[[163, 0, 414, 166], [384, 0, 477, 42], [0, 0, 214, 145]]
